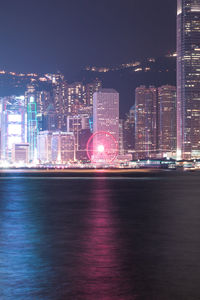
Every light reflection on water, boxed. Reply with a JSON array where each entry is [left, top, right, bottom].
[[0, 174, 200, 299], [76, 179, 135, 299], [0, 176, 160, 180], [0, 181, 53, 299]]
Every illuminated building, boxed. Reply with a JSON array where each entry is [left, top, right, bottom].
[[85, 79, 102, 105], [119, 119, 124, 154], [43, 104, 56, 131], [67, 114, 90, 132], [177, 0, 200, 159], [123, 105, 135, 152], [12, 143, 29, 164], [158, 85, 177, 157], [36, 91, 52, 131], [1, 96, 26, 161], [93, 89, 119, 139], [76, 129, 92, 161], [93, 89, 119, 162], [53, 80, 67, 130], [37, 131, 52, 163], [45, 72, 64, 85], [67, 114, 90, 159], [135, 86, 157, 159], [77, 105, 93, 118], [67, 82, 86, 113], [26, 86, 38, 162], [51, 132, 74, 163], [37, 90, 52, 114]]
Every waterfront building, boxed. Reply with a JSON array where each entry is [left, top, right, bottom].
[[93, 89, 119, 139], [177, 0, 200, 159], [12, 143, 29, 164], [1, 96, 26, 161], [67, 114, 90, 160], [76, 129, 92, 161], [158, 85, 177, 158], [26, 87, 38, 162], [37, 131, 53, 163], [135, 86, 157, 159], [51, 131, 74, 163], [92, 89, 119, 162]]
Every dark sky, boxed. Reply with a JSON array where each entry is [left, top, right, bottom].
[[0, 0, 176, 78]]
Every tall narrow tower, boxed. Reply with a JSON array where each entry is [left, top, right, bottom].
[[177, 0, 200, 159], [26, 86, 38, 162], [135, 86, 157, 159]]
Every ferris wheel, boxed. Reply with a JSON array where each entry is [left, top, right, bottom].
[[86, 131, 118, 164]]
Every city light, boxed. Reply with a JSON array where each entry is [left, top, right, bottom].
[[97, 145, 104, 153]]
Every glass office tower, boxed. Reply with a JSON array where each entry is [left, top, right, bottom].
[[177, 0, 200, 159]]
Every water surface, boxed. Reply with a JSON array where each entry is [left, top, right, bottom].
[[0, 172, 200, 299]]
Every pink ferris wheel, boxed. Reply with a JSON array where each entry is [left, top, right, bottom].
[[86, 131, 118, 163]]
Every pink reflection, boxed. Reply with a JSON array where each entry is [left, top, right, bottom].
[[77, 179, 134, 300]]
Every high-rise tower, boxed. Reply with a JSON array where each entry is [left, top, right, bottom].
[[177, 0, 200, 159], [93, 89, 119, 142], [158, 85, 177, 157], [92, 89, 119, 162], [135, 86, 157, 159], [26, 86, 38, 162]]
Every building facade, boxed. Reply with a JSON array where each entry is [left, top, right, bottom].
[[37, 131, 53, 163], [177, 0, 200, 159], [123, 105, 135, 153], [135, 86, 157, 159], [93, 89, 119, 140], [26, 91, 38, 162], [93, 89, 119, 162], [158, 85, 177, 157], [51, 132, 74, 163], [85, 79, 102, 105], [1, 96, 26, 161], [12, 143, 29, 164]]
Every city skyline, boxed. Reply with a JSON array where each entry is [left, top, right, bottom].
[[0, 3, 200, 300], [0, 0, 200, 165]]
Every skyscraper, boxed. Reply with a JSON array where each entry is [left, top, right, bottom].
[[26, 86, 38, 162], [1, 96, 26, 161], [85, 79, 102, 105], [53, 79, 67, 130], [93, 89, 119, 140], [43, 104, 56, 132], [123, 105, 135, 152], [177, 0, 200, 159], [135, 86, 157, 159], [158, 85, 177, 157], [67, 82, 86, 113], [93, 89, 119, 162]]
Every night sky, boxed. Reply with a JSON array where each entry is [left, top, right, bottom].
[[0, 0, 176, 78]]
